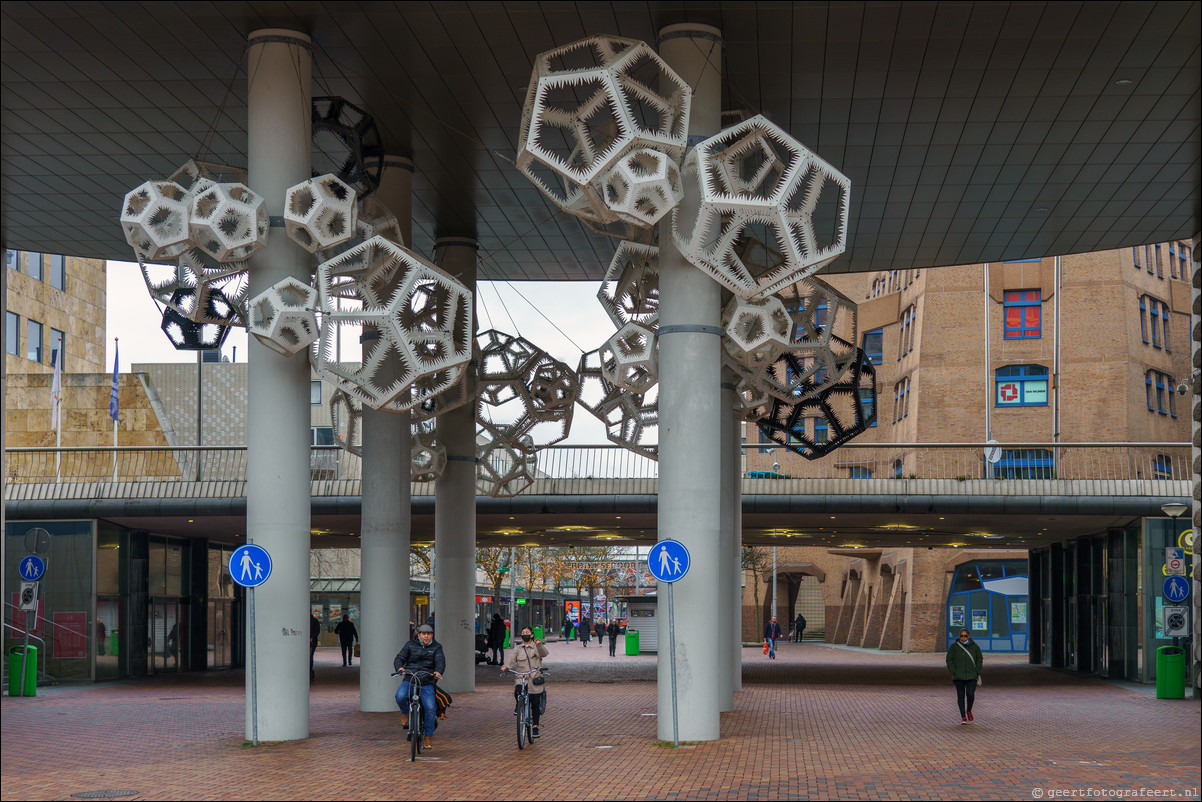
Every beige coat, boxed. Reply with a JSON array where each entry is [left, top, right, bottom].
[[508, 640, 549, 694]]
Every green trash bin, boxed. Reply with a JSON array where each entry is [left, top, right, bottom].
[[533, 625, 544, 641], [1156, 645, 1186, 699], [8, 645, 37, 697], [504, 629, 511, 649], [625, 629, 640, 655], [110, 630, 119, 657]]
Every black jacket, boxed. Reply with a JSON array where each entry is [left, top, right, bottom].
[[334, 619, 358, 643], [487, 618, 506, 649], [393, 637, 446, 677], [606, 621, 620, 639]]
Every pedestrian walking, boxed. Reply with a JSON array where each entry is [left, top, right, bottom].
[[580, 617, 590, 647], [595, 619, 605, 645], [606, 618, 620, 657], [763, 616, 782, 660], [561, 614, 573, 640], [309, 613, 321, 680], [334, 614, 358, 666], [487, 613, 506, 665], [946, 627, 984, 724]]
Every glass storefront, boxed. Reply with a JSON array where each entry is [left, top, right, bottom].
[[946, 560, 1029, 652]]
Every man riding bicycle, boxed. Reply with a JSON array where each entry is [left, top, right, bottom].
[[501, 626, 548, 738], [393, 624, 445, 750]]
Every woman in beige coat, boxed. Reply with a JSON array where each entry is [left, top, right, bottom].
[[502, 626, 549, 737]]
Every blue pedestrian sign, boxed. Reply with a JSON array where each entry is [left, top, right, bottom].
[[19, 555, 45, 582], [648, 540, 690, 583], [229, 544, 272, 588], [1162, 575, 1190, 604]]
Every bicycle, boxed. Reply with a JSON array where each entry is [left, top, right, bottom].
[[505, 667, 547, 750], [392, 668, 434, 761]]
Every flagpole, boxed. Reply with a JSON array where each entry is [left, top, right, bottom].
[[110, 338, 119, 481], [53, 336, 62, 483]]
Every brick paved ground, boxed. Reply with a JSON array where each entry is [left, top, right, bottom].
[[2, 639, 1198, 801]]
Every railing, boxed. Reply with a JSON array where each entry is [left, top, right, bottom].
[[3, 443, 1191, 499]]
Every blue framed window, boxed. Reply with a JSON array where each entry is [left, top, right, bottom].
[[1145, 370, 1176, 417], [1153, 454, 1173, 480], [858, 387, 877, 426], [893, 377, 910, 422], [50, 255, 66, 291], [946, 560, 1029, 652], [995, 449, 1053, 479], [897, 305, 915, 358], [848, 466, 872, 479], [893, 458, 903, 478], [861, 328, 883, 365], [26, 319, 43, 363], [758, 424, 774, 453], [995, 364, 1048, 407], [1140, 295, 1170, 352], [814, 417, 828, 444], [1003, 290, 1041, 338], [1154, 244, 1163, 277]]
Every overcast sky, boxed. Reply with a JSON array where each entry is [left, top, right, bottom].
[[105, 260, 618, 443]]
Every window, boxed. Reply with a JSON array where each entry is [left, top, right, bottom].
[[897, 305, 915, 358], [814, 417, 828, 444], [893, 458, 904, 478], [50, 255, 66, 291], [1169, 240, 1191, 279], [758, 425, 773, 453], [847, 466, 872, 479], [858, 387, 877, 426], [1133, 246, 1142, 270], [996, 449, 1054, 479], [1153, 454, 1173, 480], [5, 311, 18, 356], [1140, 295, 1171, 351], [1003, 290, 1041, 338], [995, 364, 1048, 407], [26, 320, 43, 363], [310, 426, 335, 446], [5, 250, 17, 271], [892, 377, 910, 422], [1145, 370, 1176, 417], [310, 380, 322, 405], [25, 253, 42, 281], [861, 328, 883, 365], [1153, 244, 1163, 278], [50, 328, 64, 370]]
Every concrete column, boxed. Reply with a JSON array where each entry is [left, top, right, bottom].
[[434, 237, 479, 693], [359, 156, 415, 711], [1190, 233, 1200, 698], [731, 399, 744, 693], [656, 22, 723, 742], [717, 368, 736, 711], [245, 28, 312, 741]]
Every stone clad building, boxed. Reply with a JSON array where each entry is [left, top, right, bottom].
[[741, 241, 1193, 653]]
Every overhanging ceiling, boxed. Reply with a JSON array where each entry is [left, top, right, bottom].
[[1, 2, 1198, 279]]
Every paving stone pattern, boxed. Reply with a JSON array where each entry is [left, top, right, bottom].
[[2, 640, 1199, 801]]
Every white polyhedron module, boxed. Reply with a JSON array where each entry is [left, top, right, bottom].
[[673, 114, 850, 300], [284, 174, 358, 253], [517, 35, 691, 236], [314, 236, 472, 413], [189, 182, 269, 263], [248, 276, 319, 356]]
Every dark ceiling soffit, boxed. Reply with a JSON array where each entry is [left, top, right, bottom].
[[6, 494, 1187, 520]]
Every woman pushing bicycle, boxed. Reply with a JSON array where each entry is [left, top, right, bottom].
[[501, 626, 548, 739]]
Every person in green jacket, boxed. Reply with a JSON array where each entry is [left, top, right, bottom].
[[946, 628, 983, 724]]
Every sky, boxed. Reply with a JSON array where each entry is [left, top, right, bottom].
[[105, 261, 619, 443]]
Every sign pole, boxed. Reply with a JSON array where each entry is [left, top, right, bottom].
[[668, 580, 679, 747], [249, 585, 258, 746]]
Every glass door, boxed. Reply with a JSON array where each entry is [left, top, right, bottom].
[[148, 599, 183, 674]]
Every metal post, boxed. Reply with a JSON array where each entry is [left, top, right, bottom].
[[668, 581, 679, 746], [249, 586, 258, 746], [772, 547, 778, 620], [655, 20, 724, 744], [244, 27, 312, 742], [195, 350, 202, 481]]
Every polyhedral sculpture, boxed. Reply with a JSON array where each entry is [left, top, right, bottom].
[[598, 321, 657, 394], [312, 97, 385, 197], [284, 174, 357, 253], [120, 181, 192, 261], [249, 276, 319, 356], [314, 236, 472, 413], [755, 350, 877, 459], [411, 427, 447, 483], [517, 35, 691, 236], [476, 330, 578, 451], [673, 114, 851, 299], [722, 295, 793, 370], [159, 289, 233, 351], [577, 347, 658, 460], [189, 182, 268, 263], [329, 389, 363, 456], [476, 426, 539, 498], [597, 240, 659, 329]]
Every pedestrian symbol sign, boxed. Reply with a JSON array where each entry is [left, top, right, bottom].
[[229, 544, 272, 588], [19, 555, 45, 582], [1162, 575, 1190, 604], [648, 540, 690, 583]]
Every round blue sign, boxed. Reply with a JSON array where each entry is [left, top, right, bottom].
[[229, 544, 273, 588], [1162, 575, 1190, 604], [18, 555, 46, 582], [647, 540, 691, 583]]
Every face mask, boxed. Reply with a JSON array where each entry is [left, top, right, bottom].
[[521, 634, 532, 642]]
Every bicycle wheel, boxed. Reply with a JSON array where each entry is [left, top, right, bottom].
[[516, 695, 527, 750], [410, 699, 421, 761]]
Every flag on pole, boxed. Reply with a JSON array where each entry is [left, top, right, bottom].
[[50, 337, 63, 428], [109, 339, 120, 422]]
